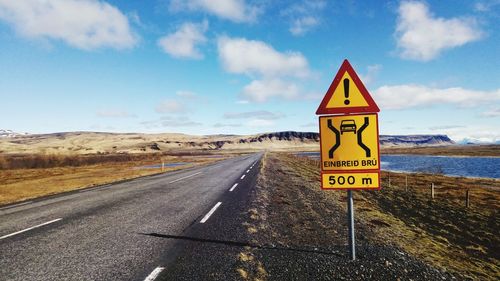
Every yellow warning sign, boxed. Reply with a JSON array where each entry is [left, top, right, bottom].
[[326, 71, 368, 108], [319, 113, 379, 171], [316, 59, 379, 115], [321, 172, 380, 189]]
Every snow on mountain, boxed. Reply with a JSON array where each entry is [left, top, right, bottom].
[[0, 129, 29, 138]]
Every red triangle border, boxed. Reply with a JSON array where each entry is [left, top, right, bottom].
[[316, 59, 380, 115]]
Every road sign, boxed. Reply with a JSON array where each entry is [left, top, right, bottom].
[[316, 60, 379, 115], [319, 113, 380, 173], [321, 171, 380, 190], [316, 59, 382, 260]]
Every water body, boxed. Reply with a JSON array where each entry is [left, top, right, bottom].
[[296, 152, 500, 179]]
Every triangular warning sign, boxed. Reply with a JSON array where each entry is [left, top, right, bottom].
[[316, 59, 379, 115]]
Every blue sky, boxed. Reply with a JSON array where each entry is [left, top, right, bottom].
[[0, 0, 499, 142]]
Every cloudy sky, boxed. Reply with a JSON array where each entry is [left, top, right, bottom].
[[0, 0, 498, 142]]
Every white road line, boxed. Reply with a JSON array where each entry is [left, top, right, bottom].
[[0, 218, 62, 240], [168, 172, 202, 184], [144, 267, 165, 281], [241, 174, 246, 180], [229, 183, 238, 192], [246, 170, 250, 173], [200, 202, 222, 223]]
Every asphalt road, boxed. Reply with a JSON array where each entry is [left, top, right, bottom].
[[0, 152, 263, 281]]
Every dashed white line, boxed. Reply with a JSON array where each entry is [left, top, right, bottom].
[[229, 183, 238, 192], [168, 172, 202, 183], [200, 202, 222, 223], [0, 218, 62, 240], [246, 170, 250, 173], [144, 267, 165, 281], [240, 174, 246, 179]]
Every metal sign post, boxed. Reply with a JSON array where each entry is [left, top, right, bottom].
[[347, 190, 355, 260], [315, 59, 381, 261]]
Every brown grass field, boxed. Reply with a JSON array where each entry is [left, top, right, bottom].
[[0, 153, 233, 206], [381, 144, 500, 157], [274, 153, 499, 280]]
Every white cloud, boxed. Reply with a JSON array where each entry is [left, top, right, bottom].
[[247, 119, 274, 127], [301, 122, 317, 128], [176, 90, 198, 99], [162, 119, 201, 127], [436, 125, 500, 143], [429, 125, 465, 131], [97, 110, 136, 118], [0, 0, 137, 50], [474, 1, 500, 12], [373, 84, 500, 110], [241, 79, 301, 102], [217, 36, 310, 78], [359, 64, 382, 85], [482, 107, 500, 117], [290, 16, 319, 36], [213, 123, 241, 128], [169, 0, 259, 23], [283, 0, 326, 36], [155, 100, 187, 114], [395, 1, 483, 61], [224, 110, 284, 120], [158, 21, 208, 59], [140, 116, 202, 128]]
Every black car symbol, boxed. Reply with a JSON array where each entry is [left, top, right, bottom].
[[340, 120, 356, 134]]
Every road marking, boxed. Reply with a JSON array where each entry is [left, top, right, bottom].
[[246, 170, 250, 173], [200, 202, 222, 223], [0, 218, 62, 240], [229, 183, 238, 192], [168, 172, 202, 184], [144, 267, 165, 281], [0, 201, 33, 211], [241, 174, 246, 179]]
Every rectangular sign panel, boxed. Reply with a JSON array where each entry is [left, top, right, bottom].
[[321, 171, 380, 190], [319, 113, 380, 172]]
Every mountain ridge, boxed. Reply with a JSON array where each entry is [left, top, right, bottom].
[[0, 130, 456, 154]]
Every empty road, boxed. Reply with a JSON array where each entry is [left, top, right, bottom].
[[0, 153, 262, 281]]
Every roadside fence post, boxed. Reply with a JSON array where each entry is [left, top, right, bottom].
[[388, 173, 391, 188], [431, 183, 435, 200], [466, 189, 470, 208], [405, 175, 408, 192]]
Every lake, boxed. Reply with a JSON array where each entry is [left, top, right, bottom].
[[297, 152, 500, 179]]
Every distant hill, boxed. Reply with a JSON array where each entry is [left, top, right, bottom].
[[379, 135, 454, 147], [0, 130, 456, 154]]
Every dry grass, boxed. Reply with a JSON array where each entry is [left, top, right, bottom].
[[0, 152, 222, 170], [278, 153, 499, 280], [0, 154, 228, 206]]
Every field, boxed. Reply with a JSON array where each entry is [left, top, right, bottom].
[[381, 144, 500, 157], [240, 153, 499, 280], [0, 152, 233, 206]]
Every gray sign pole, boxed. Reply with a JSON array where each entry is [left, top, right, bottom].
[[347, 190, 355, 260]]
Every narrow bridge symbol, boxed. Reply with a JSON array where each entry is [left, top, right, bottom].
[[328, 117, 371, 158]]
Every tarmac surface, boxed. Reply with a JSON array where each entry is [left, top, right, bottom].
[[0, 153, 262, 280]]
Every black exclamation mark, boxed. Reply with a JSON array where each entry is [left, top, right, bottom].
[[343, 78, 350, 105]]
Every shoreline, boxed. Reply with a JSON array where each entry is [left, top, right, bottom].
[[381, 169, 500, 183]]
